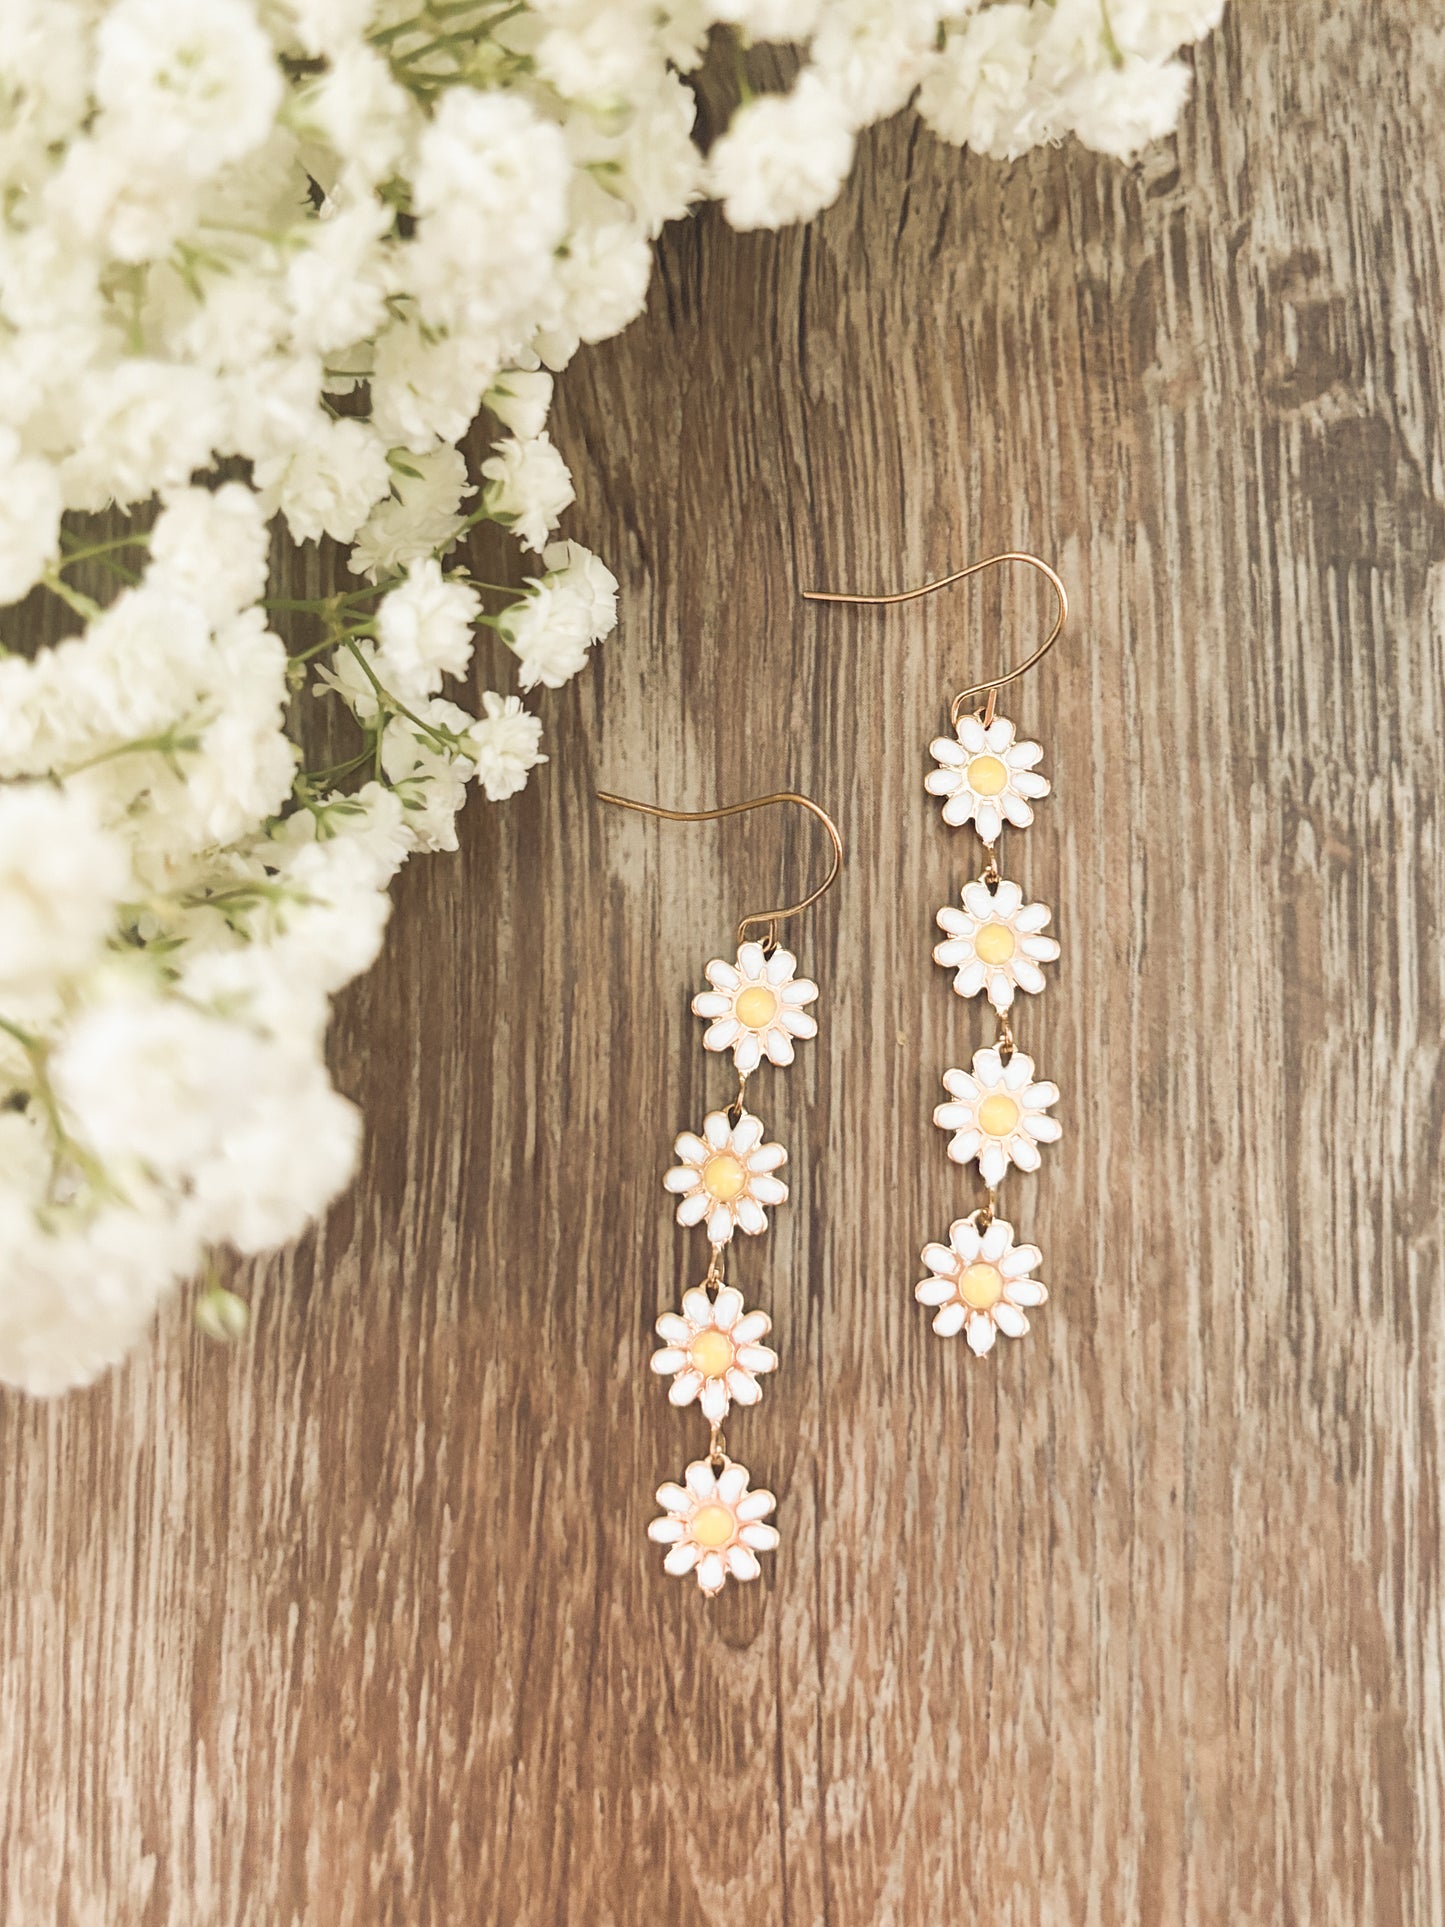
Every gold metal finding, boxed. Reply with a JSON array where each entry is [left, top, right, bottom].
[[802, 551, 1068, 729], [596, 789, 844, 948]]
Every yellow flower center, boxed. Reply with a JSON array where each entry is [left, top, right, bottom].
[[691, 1503, 735, 1549], [959, 1261, 1004, 1311], [974, 921, 1016, 965], [978, 1093, 1021, 1138], [734, 984, 779, 1029], [702, 1152, 747, 1201], [689, 1329, 735, 1378], [966, 754, 1008, 796]]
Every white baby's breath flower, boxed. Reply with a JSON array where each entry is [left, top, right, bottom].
[[468, 692, 547, 802], [93, 0, 283, 180], [0, 785, 131, 992], [707, 74, 855, 231], [484, 369, 555, 441], [347, 446, 476, 582], [373, 559, 482, 700], [0, 432, 62, 604], [254, 415, 392, 545], [481, 432, 577, 552], [148, 483, 271, 624], [496, 582, 591, 692]]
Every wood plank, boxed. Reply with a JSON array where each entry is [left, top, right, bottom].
[[3, 2, 1442, 1919]]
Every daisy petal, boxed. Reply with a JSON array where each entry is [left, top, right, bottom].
[[933, 1302, 967, 1337], [921, 1242, 955, 1274], [700, 1377, 729, 1424], [685, 1460, 717, 1500], [777, 1008, 817, 1039], [941, 790, 976, 827], [955, 958, 988, 998], [749, 1175, 788, 1205], [983, 716, 1015, 753], [1002, 1051, 1034, 1089], [1012, 959, 1045, 994], [734, 1031, 762, 1074], [916, 1276, 955, 1306], [956, 717, 986, 753], [697, 1552, 727, 1594], [1009, 1138, 1041, 1172], [974, 800, 1002, 841], [734, 1198, 767, 1235], [682, 1286, 712, 1326], [980, 1221, 1009, 1262], [1015, 902, 1052, 933], [1025, 1080, 1059, 1106], [713, 1286, 743, 1330], [736, 1491, 775, 1522], [993, 880, 1022, 917], [707, 1204, 736, 1243], [1012, 771, 1051, 799], [1005, 1279, 1048, 1307], [737, 1344, 776, 1373], [1006, 741, 1043, 768], [656, 1482, 690, 1513], [765, 947, 797, 984], [737, 941, 767, 981], [948, 1129, 983, 1165], [648, 1516, 684, 1543], [726, 1544, 760, 1582], [993, 1303, 1029, 1338], [664, 1542, 700, 1575], [655, 1313, 690, 1344], [703, 1113, 731, 1150], [942, 1068, 979, 1099], [949, 1219, 983, 1259], [999, 793, 1034, 828], [1028, 1116, 1061, 1144], [967, 1313, 997, 1356], [780, 978, 818, 1006], [730, 1114, 763, 1155], [931, 733, 968, 764], [717, 1463, 748, 1505], [740, 1522, 779, 1551], [692, 992, 731, 1020], [933, 1102, 972, 1131], [673, 1133, 708, 1166], [668, 1370, 701, 1406], [986, 972, 1016, 1011], [763, 1029, 795, 1066], [978, 1141, 1008, 1186], [706, 959, 741, 990], [727, 1368, 761, 1405], [704, 1017, 742, 1053], [732, 1311, 771, 1344], [1000, 1245, 1041, 1277], [650, 1347, 686, 1375], [747, 1143, 787, 1173], [676, 1191, 710, 1227]]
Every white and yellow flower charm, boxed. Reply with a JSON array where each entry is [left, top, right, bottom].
[[925, 712, 1050, 840], [934, 878, 1060, 1011], [935, 1047, 1060, 1187], [650, 1284, 777, 1425], [664, 1109, 788, 1246], [916, 1215, 1048, 1354], [648, 1458, 780, 1595], [691, 940, 819, 1072]]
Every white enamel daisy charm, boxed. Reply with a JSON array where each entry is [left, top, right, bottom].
[[934, 878, 1060, 1011], [664, 1109, 788, 1245], [650, 1283, 777, 1424], [691, 940, 819, 1072], [934, 1047, 1060, 1186], [648, 1457, 779, 1596], [925, 711, 1050, 839], [916, 1215, 1049, 1354]]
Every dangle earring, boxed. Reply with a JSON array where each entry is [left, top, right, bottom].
[[597, 789, 843, 1596], [804, 555, 1065, 1355]]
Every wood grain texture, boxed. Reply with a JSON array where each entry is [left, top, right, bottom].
[[3, 4, 1444, 1921]]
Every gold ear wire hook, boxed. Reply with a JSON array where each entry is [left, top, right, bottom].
[[596, 789, 843, 950], [802, 551, 1067, 729]]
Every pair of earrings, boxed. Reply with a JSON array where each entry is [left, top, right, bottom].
[[601, 552, 1068, 1599]]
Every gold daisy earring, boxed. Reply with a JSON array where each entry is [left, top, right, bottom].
[[805, 554, 1066, 1356], [597, 787, 843, 1598]]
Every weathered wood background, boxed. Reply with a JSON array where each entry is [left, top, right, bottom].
[[4, 3, 1444, 1921]]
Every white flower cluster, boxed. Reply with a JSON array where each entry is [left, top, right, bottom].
[[0, 0, 1222, 1394]]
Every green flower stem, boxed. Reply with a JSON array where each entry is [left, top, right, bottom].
[[40, 572, 103, 621], [58, 534, 152, 570], [341, 639, 464, 751]]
